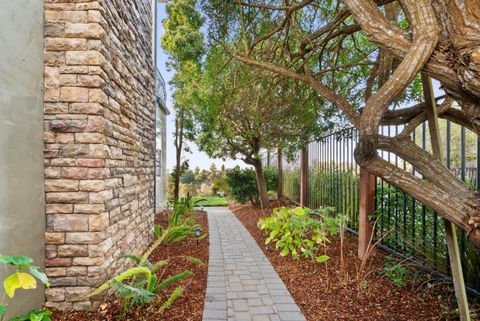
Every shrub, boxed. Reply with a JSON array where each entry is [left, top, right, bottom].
[[225, 166, 277, 204], [211, 177, 228, 196], [258, 207, 345, 263]]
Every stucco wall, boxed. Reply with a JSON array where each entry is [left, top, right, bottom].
[[0, 0, 46, 317]]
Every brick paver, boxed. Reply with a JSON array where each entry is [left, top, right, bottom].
[[202, 207, 306, 321]]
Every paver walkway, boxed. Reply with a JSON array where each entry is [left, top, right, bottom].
[[202, 207, 307, 321]]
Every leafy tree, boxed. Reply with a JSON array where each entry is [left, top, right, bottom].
[[161, 0, 204, 200], [180, 169, 195, 184], [192, 45, 335, 208], [202, 0, 480, 250]]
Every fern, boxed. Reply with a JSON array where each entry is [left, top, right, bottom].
[[111, 280, 155, 307], [187, 256, 204, 266], [151, 260, 168, 273], [153, 271, 192, 292], [159, 286, 184, 313], [154, 225, 163, 240], [86, 267, 151, 298], [122, 254, 143, 265]]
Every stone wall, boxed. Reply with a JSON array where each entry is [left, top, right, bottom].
[[43, 0, 156, 310]]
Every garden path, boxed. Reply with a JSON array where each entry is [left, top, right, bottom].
[[202, 207, 306, 321]]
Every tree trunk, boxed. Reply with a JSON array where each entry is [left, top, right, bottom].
[[252, 159, 270, 209], [277, 148, 283, 200], [173, 146, 181, 200], [173, 108, 185, 201]]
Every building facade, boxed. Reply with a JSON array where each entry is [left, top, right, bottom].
[[0, 0, 166, 315]]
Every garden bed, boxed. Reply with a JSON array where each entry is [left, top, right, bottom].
[[52, 210, 209, 321], [231, 203, 460, 321]]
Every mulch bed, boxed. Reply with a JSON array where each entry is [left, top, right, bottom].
[[230, 203, 467, 321], [52, 210, 209, 321]]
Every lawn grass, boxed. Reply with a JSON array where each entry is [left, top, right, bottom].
[[192, 196, 228, 207]]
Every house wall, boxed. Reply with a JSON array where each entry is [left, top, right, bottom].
[[156, 108, 168, 210], [43, 0, 156, 310], [0, 0, 46, 317]]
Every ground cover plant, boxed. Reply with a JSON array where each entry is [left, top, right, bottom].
[[231, 203, 469, 321]]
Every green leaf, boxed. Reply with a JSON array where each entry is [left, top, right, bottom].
[[0, 255, 33, 267], [4, 272, 37, 298], [29, 266, 50, 287], [0, 305, 5, 317], [154, 271, 192, 293], [315, 255, 330, 264], [8, 309, 51, 321], [187, 256, 204, 266]]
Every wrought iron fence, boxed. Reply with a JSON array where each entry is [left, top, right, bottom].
[[267, 121, 480, 295]]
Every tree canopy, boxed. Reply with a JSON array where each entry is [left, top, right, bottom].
[[199, 0, 480, 250]]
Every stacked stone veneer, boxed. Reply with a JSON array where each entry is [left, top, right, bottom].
[[43, 0, 156, 310]]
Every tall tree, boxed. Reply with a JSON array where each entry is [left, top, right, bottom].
[[202, 0, 480, 250], [193, 46, 334, 208], [161, 0, 204, 200]]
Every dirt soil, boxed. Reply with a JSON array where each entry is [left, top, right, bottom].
[[230, 203, 471, 321], [52, 210, 209, 321]]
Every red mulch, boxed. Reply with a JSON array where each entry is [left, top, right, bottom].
[[52, 210, 209, 321], [230, 203, 469, 321]]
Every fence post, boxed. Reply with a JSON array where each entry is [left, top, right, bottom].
[[422, 74, 471, 321], [358, 168, 375, 259], [267, 150, 271, 167], [277, 148, 283, 199], [300, 146, 308, 207]]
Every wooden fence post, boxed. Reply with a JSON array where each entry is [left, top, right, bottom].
[[422, 74, 471, 321], [300, 146, 308, 207], [277, 148, 283, 199], [358, 168, 375, 259]]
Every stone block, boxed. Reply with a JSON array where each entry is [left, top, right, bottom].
[[48, 214, 89, 232], [46, 204, 74, 214], [75, 133, 105, 144], [46, 267, 67, 277], [45, 232, 65, 245], [58, 245, 89, 257], [46, 38, 87, 51], [60, 87, 89, 102], [45, 179, 79, 192], [65, 23, 105, 39], [69, 103, 103, 115], [66, 232, 101, 245], [46, 192, 88, 204], [78, 180, 106, 192], [61, 167, 88, 179], [89, 213, 109, 231], [66, 50, 104, 66], [45, 10, 88, 23]]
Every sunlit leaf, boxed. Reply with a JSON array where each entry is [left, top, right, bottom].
[[3, 272, 37, 298]]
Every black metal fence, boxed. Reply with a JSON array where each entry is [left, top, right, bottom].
[[266, 121, 480, 295]]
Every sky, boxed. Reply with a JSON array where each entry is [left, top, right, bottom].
[[155, 4, 245, 171]]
